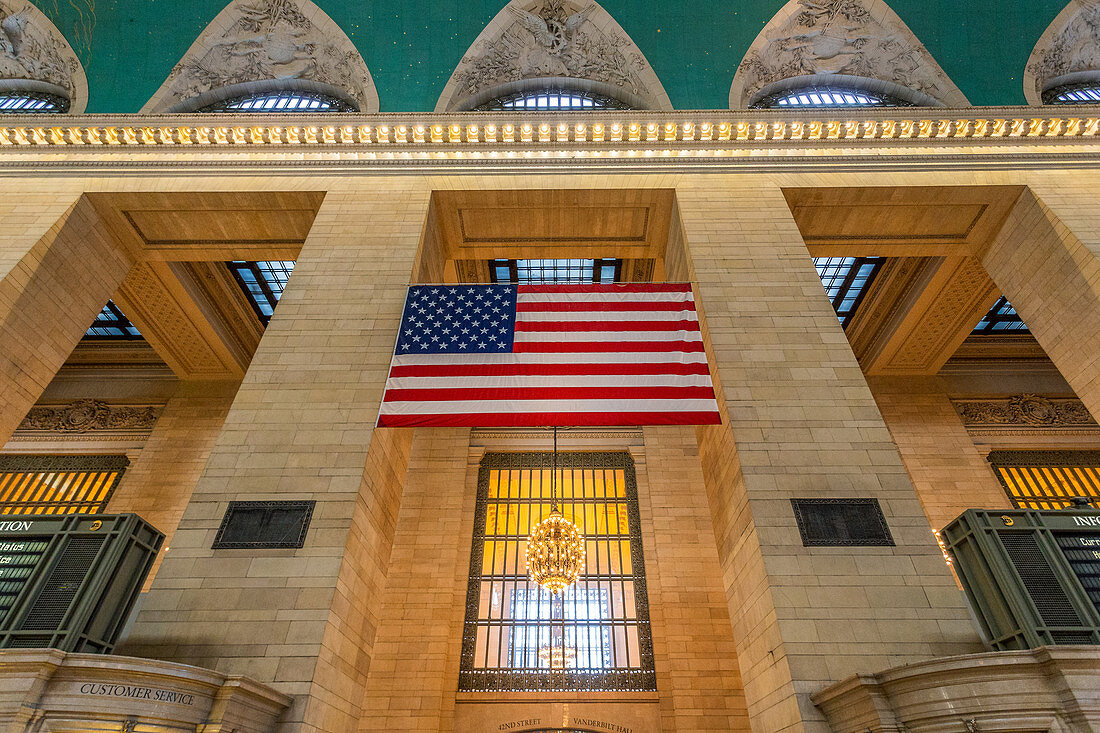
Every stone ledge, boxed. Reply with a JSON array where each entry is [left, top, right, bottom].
[[0, 649, 290, 733], [812, 645, 1100, 733]]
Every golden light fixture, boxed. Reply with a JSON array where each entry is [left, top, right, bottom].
[[527, 427, 585, 594]]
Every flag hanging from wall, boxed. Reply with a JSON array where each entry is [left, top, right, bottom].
[[376, 283, 722, 427]]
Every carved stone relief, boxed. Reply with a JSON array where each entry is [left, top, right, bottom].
[[0, 0, 88, 111], [953, 395, 1098, 428], [143, 0, 378, 113], [1024, 0, 1100, 105], [730, 0, 968, 109], [18, 400, 162, 434], [436, 0, 671, 112]]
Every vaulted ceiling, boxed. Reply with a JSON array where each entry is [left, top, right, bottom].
[[30, 0, 1072, 112]]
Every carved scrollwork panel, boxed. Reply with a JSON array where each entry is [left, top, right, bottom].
[[18, 400, 163, 435], [953, 395, 1098, 428], [729, 0, 968, 109]]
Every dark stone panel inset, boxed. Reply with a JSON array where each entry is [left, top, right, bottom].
[[791, 498, 895, 547], [212, 501, 315, 550]]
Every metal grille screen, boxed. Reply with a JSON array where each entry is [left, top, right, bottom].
[[0, 457, 127, 516], [460, 452, 655, 692], [989, 451, 1100, 511]]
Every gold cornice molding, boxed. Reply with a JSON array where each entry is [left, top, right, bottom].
[[1, 109, 1098, 146]]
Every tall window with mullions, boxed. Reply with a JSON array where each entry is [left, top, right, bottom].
[[460, 451, 655, 692]]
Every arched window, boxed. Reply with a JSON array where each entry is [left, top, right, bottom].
[[1043, 81, 1100, 105], [196, 89, 356, 113], [0, 89, 69, 113], [472, 88, 633, 111], [753, 85, 914, 109]]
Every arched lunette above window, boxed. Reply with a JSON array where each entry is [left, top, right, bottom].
[[436, 1, 671, 113], [1025, 1, 1100, 105], [731, 0, 968, 110], [142, 0, 378, 114], [0, 2, 87, 113]]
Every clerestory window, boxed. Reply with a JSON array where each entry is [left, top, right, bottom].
[[460, 452, 656, 692], [197, 90, 356, 113], [228, 260, 295, 325], [972, 295, 1028, 334], [473, 89, 632, 111], [489, 259, 621, 284], [85, 301, 141, 339], [1044, 82, 1100, 105], [813, 256, 883, 327], [753, 85, 914, 109], [0, 90, 69, 113]]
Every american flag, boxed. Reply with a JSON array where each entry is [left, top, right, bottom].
[[376, 283, 721, 427]]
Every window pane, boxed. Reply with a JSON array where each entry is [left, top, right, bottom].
[[460, 452, 655, 691]]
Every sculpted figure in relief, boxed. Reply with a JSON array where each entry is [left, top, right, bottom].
[[736, 0, 951, 105], [455, 0, 646, 99], [0, 1, 79, 96]]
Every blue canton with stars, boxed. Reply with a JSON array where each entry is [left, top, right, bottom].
[[395, 285, 518, 355]]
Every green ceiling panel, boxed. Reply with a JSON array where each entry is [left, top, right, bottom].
[[28, 0, 1075, 112]]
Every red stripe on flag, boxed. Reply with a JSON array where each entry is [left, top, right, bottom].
[[518, 283, 693, 294], [515, 320, 700, 332], [388, 362, 712, 378], [377, 411, 723, 427], [513, 341, 705, 353], [517, 300, 696, 313], [382, 386, 717, 402]]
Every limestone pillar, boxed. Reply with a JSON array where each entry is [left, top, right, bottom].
[[359, 428, 473, 732], [638, 427, 751, 732], [674, 181, 981, 733], [0, 194, 136, 442], [120, 182, 430, 733], [868, 377, 1010, 530], [106, 380, 239, 583], [981, 187, 1100, 421]]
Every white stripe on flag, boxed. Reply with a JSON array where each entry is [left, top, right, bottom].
[[512, 330, 701, 343], [379, 398, 720, 415], [390, 352, 710, 366], [517, 292, 695, 303], [383, 374, 715, 390]]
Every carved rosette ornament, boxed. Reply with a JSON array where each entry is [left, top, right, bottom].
[[952, 395, 1098, 428], [0, 0, 88, 111], [19, 400, 162, 434], [436, 0, 671, 111], [729, 0, 968, 109], [143, 0, 378, 113], [1024, 0, 1100, 105]]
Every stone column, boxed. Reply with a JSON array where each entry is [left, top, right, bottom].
[[0, 194, 136, 442], [868, 377, 1010, 530], [358, 428, 473, 732], [638, 427, 751, 732], [981, 187, 1100, 421], [120, 182, 431, 733], [674, 181, 981, 733], [106, 380, 239, 583]]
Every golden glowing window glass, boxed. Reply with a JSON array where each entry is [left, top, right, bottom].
[[460, 451, 655, 692], [988, 451, 1100, 511], [0, 456, 128, 515]]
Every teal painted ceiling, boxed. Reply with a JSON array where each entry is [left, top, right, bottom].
[[32, 0, 1071, 112]]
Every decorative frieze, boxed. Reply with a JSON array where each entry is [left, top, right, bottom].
[[18, 400, 162, 435], [952, 394, 1097, 428]]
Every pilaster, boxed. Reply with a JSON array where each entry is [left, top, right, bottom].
[[675, 180, 981, 733], [119, 182, 432, 732]]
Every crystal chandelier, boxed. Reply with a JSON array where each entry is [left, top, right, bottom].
[[527, 427, 585, 594]]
